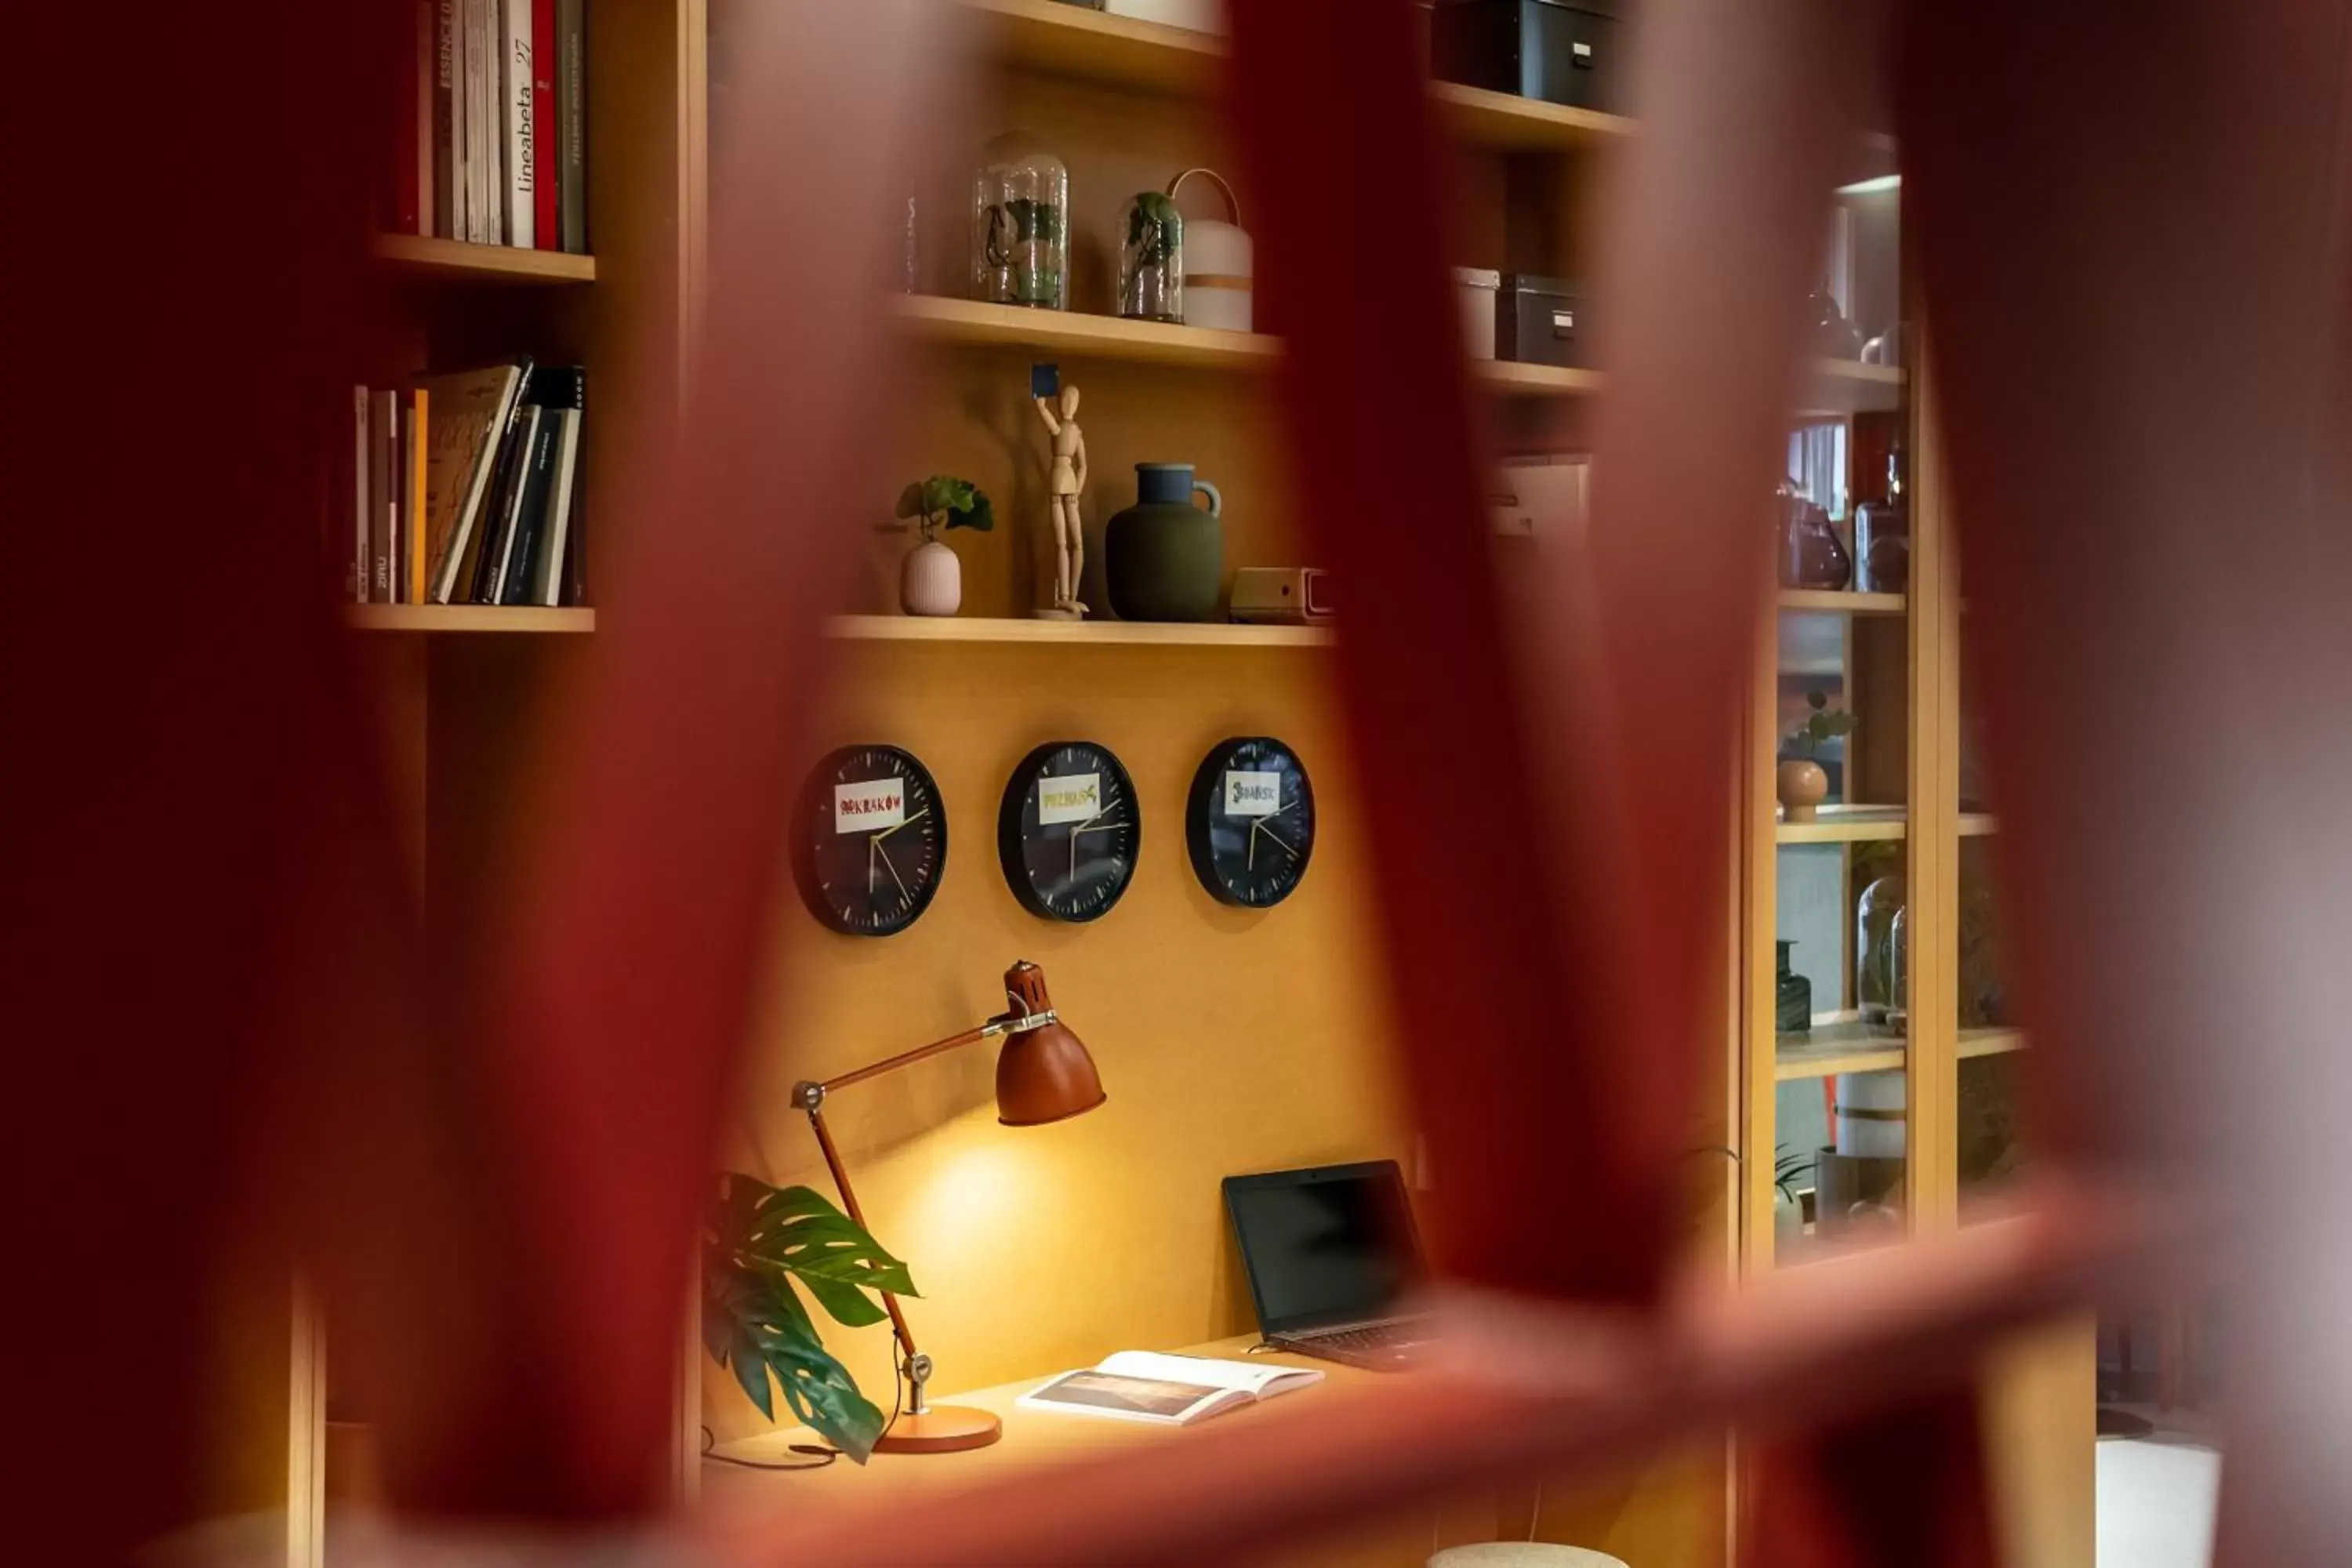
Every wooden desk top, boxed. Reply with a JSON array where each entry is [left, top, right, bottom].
[[699, 1334, 1366, 1515]]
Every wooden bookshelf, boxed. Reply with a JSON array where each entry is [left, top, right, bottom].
[[372, 234, 598, 284], [1958, 812, 1999, 837], [344, 604, 597, 633], [897, 296, 1904, 410], [829, 614, 1330, 648], [1775, 804, 1907, 844], [1777, 589, 1907, 616], [1776, 1019, 1907, 1081], [1958, 1026, 2027, 1060]]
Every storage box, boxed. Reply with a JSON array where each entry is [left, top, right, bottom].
[[1497, 274, 1592, 368], [1430, 0, 1631, 116], [1454, 267, 1500, 358]]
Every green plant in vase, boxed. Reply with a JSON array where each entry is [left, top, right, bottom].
[[1776, 690, 1855, 822], [701, 1172, 917, 1463], [1004, 197, 1064, 307], [1119, 190, 1184, 321], [888, 475, 992, 617]]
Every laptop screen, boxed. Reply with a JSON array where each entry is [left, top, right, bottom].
[[1223, 1161, 1426, 1335]]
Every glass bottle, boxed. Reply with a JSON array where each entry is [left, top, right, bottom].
[[1116, 190, 1183, 322], [1855, 443, 1911, 593], [1776, 477, 1852, 590], [1776, 939, 1813, 1033], [971, 134, 1069, 311], [1886, 906, 1910, 1033], [1856, 873, 1907, 1034]]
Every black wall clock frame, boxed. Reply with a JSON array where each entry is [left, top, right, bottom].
[[997, 739, 1142, 923]]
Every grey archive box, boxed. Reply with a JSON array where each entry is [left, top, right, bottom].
[[1497, 274, 1592, 368]]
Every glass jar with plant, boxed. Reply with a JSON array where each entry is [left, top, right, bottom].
[[971, 136, 1069, 310], [1117, 189, 1183, 322], [701, 1172, 916, 1464], [1777, 689, 1853, 822], [889, 475, 993, 617]]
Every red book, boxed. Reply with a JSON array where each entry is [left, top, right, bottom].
[[391, 5, 422, 233], [532, 0, 557, 248]]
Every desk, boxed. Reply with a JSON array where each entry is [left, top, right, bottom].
[[699, 1334, 1505, 1566]]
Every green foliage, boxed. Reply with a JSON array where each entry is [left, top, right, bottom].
[[1784, 688, 1856, 760], [1123, 191, 1182, 265], [1773, 1143, 1813, 1202], [701, 1174, 918, 1464], [894, 475, 995, 542], [1006, 196, 1061, 244]]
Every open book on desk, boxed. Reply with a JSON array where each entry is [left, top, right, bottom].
[[1016, 1350, 1324, 1427]]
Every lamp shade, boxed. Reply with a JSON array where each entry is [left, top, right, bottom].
[[993, 960, 1106, 1126]]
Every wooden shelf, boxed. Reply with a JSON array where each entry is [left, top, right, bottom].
[[1776, 804, 1906, 844], [372, 234, 597, 284], [345, 604, 597, 633], [959, 0, 1635, 151], [1777, 589, 1907, 616], [1775, 1019, 1906, 1081], [898, 296, 1903, 408], [829, 614, 1331, 648], [1958, 1026, 2026, 1060], [1958, 812, 1999, 837]]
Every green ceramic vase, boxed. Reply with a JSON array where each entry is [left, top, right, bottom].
[[1105, 463, 1222, 622]]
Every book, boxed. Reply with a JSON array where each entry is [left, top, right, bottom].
[[499, 405, 561, 604], [531, 0, 557, 249], [348, 387, 371, 602], [535, 405, 583, 605], [370, 388, 397, 601], [392, 6, 422, 234], [408, 388, 430, 603], [474, 404, 543, 603], [462, 0, 496, 242], [415, 361, 528, 601], [1014, 1352, 1323, 1428], [412, 2, 435, 233], [388, 393, 405, 601], [556, 0, 586, 253], [503, 0, 535, 249], [434, 1, 459, 238]]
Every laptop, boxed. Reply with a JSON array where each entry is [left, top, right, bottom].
[[1222, 1160, 1437, 1373]]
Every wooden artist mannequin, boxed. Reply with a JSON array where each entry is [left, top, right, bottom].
[[1033, 383, 1088, 617]]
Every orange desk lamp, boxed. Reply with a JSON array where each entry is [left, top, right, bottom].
[[789, 959, 1105, 1454]]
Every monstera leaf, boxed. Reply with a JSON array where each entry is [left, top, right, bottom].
[[702, 1176, 918, 1463]]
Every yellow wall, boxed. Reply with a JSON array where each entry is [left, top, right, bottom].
[[706, 639, 1409, 1436]]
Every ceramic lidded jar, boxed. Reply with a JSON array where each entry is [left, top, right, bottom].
[[1105, 463, 1223, 622], [971, 133, 1069, 310]]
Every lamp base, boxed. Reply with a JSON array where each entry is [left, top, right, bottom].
[[875, 1403, 1002, 1454]]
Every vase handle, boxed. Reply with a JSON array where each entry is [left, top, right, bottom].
[[1191, 480, 1221, 517]]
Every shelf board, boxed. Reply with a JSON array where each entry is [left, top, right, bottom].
[[1777, 589, 1907, 616], [898, 297, 1904, 408], [959, 0, 1636, 151], [1776, 804, 1906, 844], [1958, 1026, 2026, 1060], [345, 604, 597, 633], [372, 234, 597, 284], [828, 614, 1331, 648], [1958, 812, 1999, 837], [1775, 1019, 1906, 1081]]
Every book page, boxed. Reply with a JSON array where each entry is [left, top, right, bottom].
[[1095, 1350, 1324, 1399], [1015, 1368, 1247, 1426]]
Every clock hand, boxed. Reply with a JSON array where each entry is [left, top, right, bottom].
[[875, 837, 910, 901], [1248, 818, 1258, 872], [866, 832, 877, 895], [1070, 818, 1128, 833], [873, 806, 931, 844], [1254, 821, 1300, 858]]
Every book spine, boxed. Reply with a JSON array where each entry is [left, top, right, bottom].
[[390, 398, 407, 602], [503, 0, 533, 249], [535, 405, 581, 604], [557, 0, 586, 254], [531, 0, 557, 249], [468, 397, 532, 602], [349, 387, 370, 603], [409, 390, 430, 603], [481, 407, 542, 602], [434, 1, 459, 237], [370, 390, 396, 601], [415, 3, 437, 235], [463, 0, 492, 242], [501, 412, 560, 604]]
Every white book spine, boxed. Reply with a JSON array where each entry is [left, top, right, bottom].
[[350, 387, 370, 603], [503, 0, 535, 249], [462, 0, 492, 243], [535, 407, 581, 605]]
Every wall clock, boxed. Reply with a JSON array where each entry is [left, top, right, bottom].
[[1185, 736, 1316, 908], [997, 740, 1141, 922], [791, 745, 947, 936]]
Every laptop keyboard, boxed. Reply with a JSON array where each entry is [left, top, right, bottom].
[[1277, 1320, 1436, 1370]]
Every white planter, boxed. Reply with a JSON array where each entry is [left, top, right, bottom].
[[1105, 0, 1225, 34], [899, 539, 961, 616]]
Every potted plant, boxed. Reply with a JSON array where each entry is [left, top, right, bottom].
[[1777, 689, 1853, 822], [1773, 1143, 1812, 1247], [890, 476, 993, 617], [701, 1172, 916, 1463]]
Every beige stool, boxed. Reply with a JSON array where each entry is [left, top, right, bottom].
[[1428, 1547, 1629, 1567]]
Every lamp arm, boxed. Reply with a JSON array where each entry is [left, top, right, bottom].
[[801, 1098, 921, 1367]]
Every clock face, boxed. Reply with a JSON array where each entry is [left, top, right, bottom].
[[790, 745, 947, 936], [997, 741, 1142, 922], [1186, 736, 1316, 908]]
